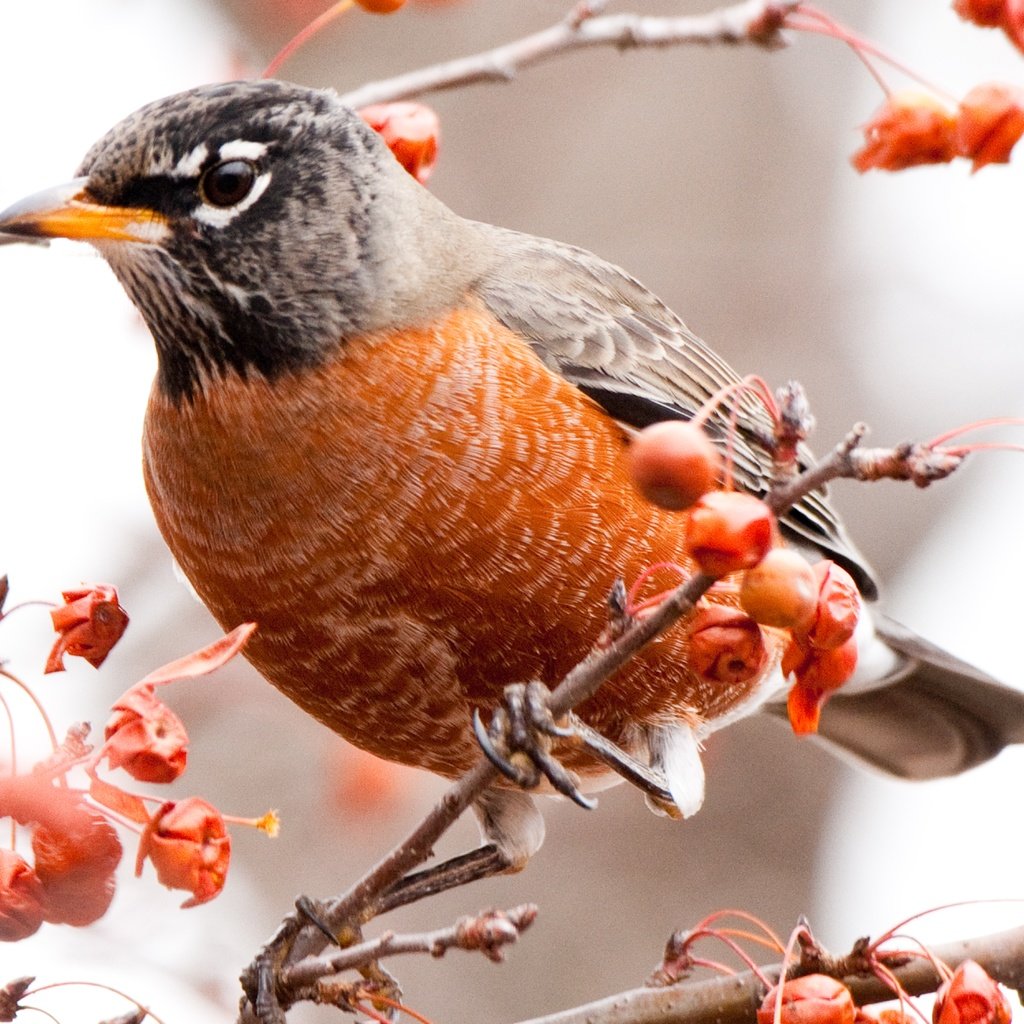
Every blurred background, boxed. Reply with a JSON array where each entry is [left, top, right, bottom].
[[1, 1, 1022, 1020]]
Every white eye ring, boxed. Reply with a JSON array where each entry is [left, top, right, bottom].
[[200, 160, 258, 208], [193, 165, 272, 228]]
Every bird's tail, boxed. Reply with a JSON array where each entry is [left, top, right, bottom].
[[778, 615, 1024, 780]]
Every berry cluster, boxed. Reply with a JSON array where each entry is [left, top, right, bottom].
[[852, 85, 1024, 174], [655, 911, 1015, 1024], [627, 418, 861, 733], [0, 583, 274, 941], [758, 958, 1012, 1024]]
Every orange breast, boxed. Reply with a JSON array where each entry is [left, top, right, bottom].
[[142, 301, 780, 779]]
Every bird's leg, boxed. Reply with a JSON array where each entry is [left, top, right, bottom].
[[567, 714, 676, 812], [369, 788, 545, 917], [474, 680, 679, 814], [370, 844, 507, 916]]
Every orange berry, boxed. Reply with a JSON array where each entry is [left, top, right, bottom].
[[104, 686, 189, 784], [956, 83, 1024, 171], [45, 583, 129, 674], [355, 0, 406, 11], [783, 635, 858, 735], [851, 91, 957, 173], [137, 798, 231, 908], [739, 548, 818, 628], [685, 491, 774, 576], [787, 634, 858, 692], [358, 102, 440, 183], [627, 421, 722, 511], [1004, 0, 1024, 52], [953, 0, 1007, 27]]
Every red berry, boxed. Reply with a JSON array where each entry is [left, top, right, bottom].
[[687, 605, 767, 685], [952, 0, 1006, 26], [798, 561, 860, 651], [104, 686, 189, 784], [356, 0, 406, 11], [0, 849, 44, 942], [32, 813, 122, 926], [359, 102, 440, 184], [757, 974, 855, 1024], [137, 798, 231, 908], [685, 491, 774, 576], [783, 635, 859, 735], [1006, 0, 1024, 52], [627, 421, 722, 511], [933, 960, 1012, 1024], [956, 83, 1024, 172], [851, 91, 957, 174]]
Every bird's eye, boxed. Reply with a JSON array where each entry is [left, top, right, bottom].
[[200, 160, 258, 208]]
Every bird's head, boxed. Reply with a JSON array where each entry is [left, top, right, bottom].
[[0, 79, 486, 401]]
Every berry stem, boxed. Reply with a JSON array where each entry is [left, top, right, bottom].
[[789, 3, 956, 103], [263, 0, 356, 79], [0, 666, 59, 756]]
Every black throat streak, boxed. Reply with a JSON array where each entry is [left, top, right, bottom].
[[152, 304, 336, 404], [112, 252, 335, 404]]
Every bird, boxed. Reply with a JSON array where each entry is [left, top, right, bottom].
[[2, 79, 1022, 895]]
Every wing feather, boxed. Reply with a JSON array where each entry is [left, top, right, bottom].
[[473, 224, 878, 597]]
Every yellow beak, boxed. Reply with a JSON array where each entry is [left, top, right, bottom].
[[0, 178, 169, 245]]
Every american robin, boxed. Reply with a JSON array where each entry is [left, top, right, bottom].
[[2, 79, 1022, 886]]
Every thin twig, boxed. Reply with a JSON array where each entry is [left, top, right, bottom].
[[283, 906, 537, 996], [766, 424, 967, 512], [338, 0, 799, 108]]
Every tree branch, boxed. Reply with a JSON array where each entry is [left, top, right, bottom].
[[338, 0, 799, 108], [510, 924, 1024, 1024], [240, 412, 972, 1021]]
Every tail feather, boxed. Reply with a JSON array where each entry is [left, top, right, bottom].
[[774, 616, 1024, 780]]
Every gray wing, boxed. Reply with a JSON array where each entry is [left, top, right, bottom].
[[473, 224, 878, 597], [789, 616, 1024, 778]]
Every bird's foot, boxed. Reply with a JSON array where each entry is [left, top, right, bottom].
[[567, 715, 679, 815], [473, 681, 596, 809]]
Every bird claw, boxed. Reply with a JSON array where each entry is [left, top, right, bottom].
[[473, 682, 596, 810], [295, 895, 341, 945]]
